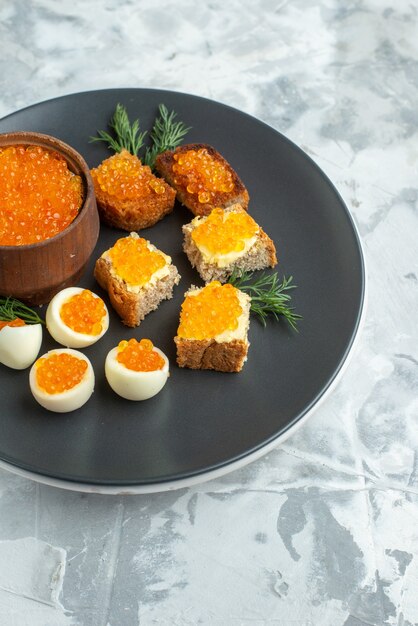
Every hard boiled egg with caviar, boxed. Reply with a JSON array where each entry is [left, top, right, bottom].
[[0, 320, 42, 370], [30, 348, 94, 413], [105, 338, 169, 401], [46, 287, 109, 348]]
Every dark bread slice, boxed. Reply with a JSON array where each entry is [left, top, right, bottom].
[[182, 204, 277, 283], [155, 143, 249, 217], [91, 150, 176, 231]]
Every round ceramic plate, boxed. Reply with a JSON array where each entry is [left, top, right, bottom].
[[0, 89, 365, 491]]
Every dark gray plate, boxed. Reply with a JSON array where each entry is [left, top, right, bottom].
[[0, 89, 365, 487]]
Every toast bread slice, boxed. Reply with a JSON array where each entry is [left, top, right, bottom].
[[155, 143, 249, 217], [91, 150, 176, 231], [182, 204, 277, 282]]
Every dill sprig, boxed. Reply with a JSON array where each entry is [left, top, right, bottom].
[[0, 297, 44, 325], [90, 103, 147, 155], [228, 269, 302, 331], [90, 102, 190, 168], [143, 104, 191, 169]]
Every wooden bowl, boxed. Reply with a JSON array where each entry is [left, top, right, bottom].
[[0, 132, 99, 305]]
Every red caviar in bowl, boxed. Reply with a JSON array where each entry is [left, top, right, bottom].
[[0, 145, 83, 246]]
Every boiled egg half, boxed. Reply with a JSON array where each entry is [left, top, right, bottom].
[[29, 348, 94, 413], [105, 338, 169, 401], [46, 287, 109, 348], [0, 319, 43, 370]]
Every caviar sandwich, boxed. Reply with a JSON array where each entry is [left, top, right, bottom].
[[94, 232, 180, 327], [91, 149, 175, 231], [155, 143, 249, 217], [183, 204, 277, 283], [175, 281, 251, 372]]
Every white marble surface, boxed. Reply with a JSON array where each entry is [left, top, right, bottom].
[[1, 0, 418, 624]]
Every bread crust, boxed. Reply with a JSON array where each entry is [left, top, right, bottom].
[[174, 337, 249, 372], [91, 152, 176, 231], [182, 204, 277, 282], [94, 257, 180, 327], [155, 143, 249, 216]]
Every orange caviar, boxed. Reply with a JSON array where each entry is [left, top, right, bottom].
[[192, 208, 259, 254], [117, 338, 165, 372], [60, 290, 106, 335], [108, 236, 166, 286], [177, 282, 242, 340], [35, 353, 87, 394], [0, 317, 26, 330], [172, 148, 234, 204], [0, 145, 83, 246], [91, 150, 166, 200]]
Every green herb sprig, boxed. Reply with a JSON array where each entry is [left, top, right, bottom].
[[228, 270, 302, 331], [90, 103, 190, 168], [143, 104, 191, 169], [90, 103, 147, 155], [0, 297, 44, 325]]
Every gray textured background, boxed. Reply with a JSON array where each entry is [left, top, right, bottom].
[[0, 1, 417, 624]]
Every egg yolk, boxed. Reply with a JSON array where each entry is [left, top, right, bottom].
[[177, 281, 242, 340], [0, 318, 26, 330], [172, 148, 234, 204], [35, 353, 88, 394], [60, 290, 106, 335], [191, 208, 259, 255], [117, 338, 165, 372], [91, 150, 166, 200], [0, 145, 83, 246], [108, 236, 166, 286]]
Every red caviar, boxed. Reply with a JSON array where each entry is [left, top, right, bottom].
[[0, 318, 26, 330], [35, 353, 88, 394], [108, 236, 166, 286], [91, 150, 166, 200], [60, 290, 106, 335], [172, 148, 234, 204], [117, 338, 165, 372], [0, 145, 83, 246], [191, 208, 259, 254], [177, 282, 242, 340]]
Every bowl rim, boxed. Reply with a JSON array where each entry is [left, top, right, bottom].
[[0, 130, 95, 251]]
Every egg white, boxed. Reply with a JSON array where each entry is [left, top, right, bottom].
[[105, 346, 169, 401], [29, 348, 95, 413], [46, 287, 109, 348], [0, 323, 43, 370]]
